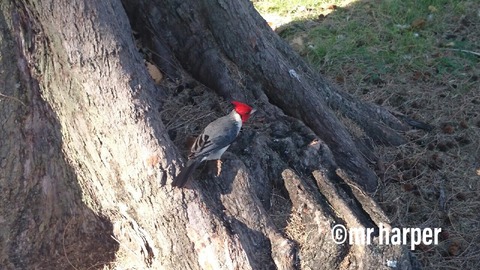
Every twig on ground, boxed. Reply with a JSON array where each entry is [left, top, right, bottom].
[[441, 48, 480, 57], [0, 92, 26, 107]]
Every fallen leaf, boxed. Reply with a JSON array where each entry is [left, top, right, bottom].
[[441, 123, 455, 134], [428, 5, 438, 13], [411, 18, 426, 29], [448, 241, 461, 256], [327, 4, 338, 10], [402, 183, 416, 192], [146, 61, 163, 84], [335, 75, 345, 83]]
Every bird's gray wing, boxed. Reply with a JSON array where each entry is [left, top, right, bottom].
[[188, 117, 240, 160]]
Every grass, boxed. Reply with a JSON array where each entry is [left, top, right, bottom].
[[274, 0, 477, 85], [254, 0, 480, 269]]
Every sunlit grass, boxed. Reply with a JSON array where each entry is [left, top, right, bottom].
[[253, 0, 357, 28], [254, 0, 477, 86]]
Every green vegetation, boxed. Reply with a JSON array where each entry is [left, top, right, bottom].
[[257, 0, 477, 83]]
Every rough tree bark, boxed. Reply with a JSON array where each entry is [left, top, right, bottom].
[[0, 0, 419, 269]]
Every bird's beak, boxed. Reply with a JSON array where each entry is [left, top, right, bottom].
[[251, 109, 257, 115]]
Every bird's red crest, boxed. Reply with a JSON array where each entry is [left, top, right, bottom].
[[231, 101, 254, 122]]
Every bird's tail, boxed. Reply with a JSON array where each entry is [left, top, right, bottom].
[[171, 159, 201, 188]]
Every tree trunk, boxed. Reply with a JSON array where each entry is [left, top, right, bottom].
[[0, 0, 419, 269]]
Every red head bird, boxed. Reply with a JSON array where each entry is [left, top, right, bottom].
[[231, 101, 255, 123], [172, 101, 255, 188]]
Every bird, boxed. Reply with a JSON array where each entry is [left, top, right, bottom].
[[172, 101, 255, 188]]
